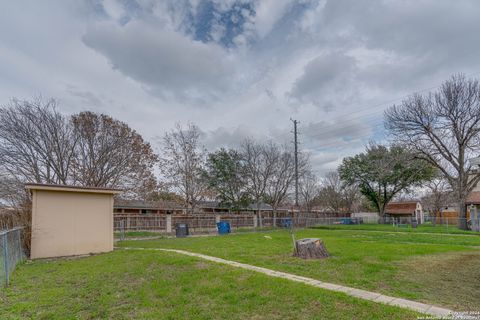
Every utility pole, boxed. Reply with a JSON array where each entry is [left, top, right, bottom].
[[291, 119, 299, 207]]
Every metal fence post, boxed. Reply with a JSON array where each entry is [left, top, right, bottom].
[[166, 214, 172, 233], [3, 232, 9, 286], [15, 230, 21, 262], [120, 220, 125, 241]]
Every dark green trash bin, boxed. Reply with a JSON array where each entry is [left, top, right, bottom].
[[176, 223, 189, 237]]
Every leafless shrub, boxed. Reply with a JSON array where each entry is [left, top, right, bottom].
[[0, 201, 32, 255]]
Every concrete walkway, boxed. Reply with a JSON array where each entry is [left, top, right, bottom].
[[120, 247, 453, 317]]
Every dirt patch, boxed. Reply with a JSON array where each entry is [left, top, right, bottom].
[[195, 261, 210, 270]]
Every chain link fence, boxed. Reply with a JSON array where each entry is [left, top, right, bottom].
[[0, 227, 25, 286], [299, 216, 479, 232], [114, 213, 480, 238]]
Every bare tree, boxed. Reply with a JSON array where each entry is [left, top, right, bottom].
[[263, 143, 297, 225], [241, 139, 276, 226], [160, 123, 206, 211], [71, 111, 158, 196], [319, 172, 345, 213], [0, 98, 77, 185], [316, 171, 358, 214], [125, 170, 161, 201], [343, 184, 360, 214], [0, 100, 158, 200], [0, 175, 29, 208], [385, 74, 480, 229], [299, 170, 320, 212], [422, 178, 453, 226]]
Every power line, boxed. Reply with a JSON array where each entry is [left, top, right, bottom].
[[276, 71, 480, 144]]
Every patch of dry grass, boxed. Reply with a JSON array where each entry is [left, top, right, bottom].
[[395, 251, 480, 310]]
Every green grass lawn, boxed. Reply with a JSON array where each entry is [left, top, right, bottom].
[[114, 231, 163, 239], [0, 250, 417, 319], [118, 228, 480, 310], [312, 222, 477, 234]]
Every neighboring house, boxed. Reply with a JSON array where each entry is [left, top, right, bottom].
[[428, 205, 461, 225], [309, 206, 352, 217], [114, 199, 184, 215], [384, 201, 424, 223], [466, 192, 480, 230], [466, 180, 480, 216], [195, 201, 283, 214], [428, 181, 480, 226], [425, 197, 479, 228], [113, 199, 292, 215]]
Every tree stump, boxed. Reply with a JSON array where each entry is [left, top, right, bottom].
[[294, 238, 329, 259]]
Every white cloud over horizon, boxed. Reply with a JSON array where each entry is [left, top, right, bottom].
[[1, 0, 480, 176]]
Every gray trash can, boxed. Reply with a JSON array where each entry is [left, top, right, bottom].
[[176, 223, 189, 238], [411, 218, 418, 228]]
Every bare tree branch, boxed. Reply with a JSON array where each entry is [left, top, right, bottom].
[[386, 74, 480, 229], [159, 123, 207, 211]]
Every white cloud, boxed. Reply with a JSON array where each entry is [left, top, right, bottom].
[[82, 20, 234, 102], [102, 0, 126, 21], [1, 0, 480, 178], [289, 52, 358, 109], [253, 0, 294, 38]]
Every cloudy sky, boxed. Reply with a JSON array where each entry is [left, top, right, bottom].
[[1, 0, 480, 176]]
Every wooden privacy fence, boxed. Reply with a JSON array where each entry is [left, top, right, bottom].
[[114, 214, 256, 234], [113, 211, 341, 234], [114, 215, 167, 231]]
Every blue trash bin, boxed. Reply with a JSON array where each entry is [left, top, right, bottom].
[[216, 221, 231, 234], [282, 218, 292, 228]]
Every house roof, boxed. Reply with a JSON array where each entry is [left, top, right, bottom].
[[113, 199, 285, 212], [25, 183, 122, 195], [114, 199, 181, 210], [385, 202, 418, 215], [466, 191, 480, 204], [194, 201, 275, 211]]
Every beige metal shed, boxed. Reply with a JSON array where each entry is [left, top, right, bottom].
[[26, 184, 122, 259]]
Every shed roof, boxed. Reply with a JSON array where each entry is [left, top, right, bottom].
[[25, 183, 122, 195], [385, 201, 418, 215]]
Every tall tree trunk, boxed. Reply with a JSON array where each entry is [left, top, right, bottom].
[[273, 208, 277, 228], [458, 197, 468, 230], [257, 202, 263, 228], [379, 203, 386, 224]]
